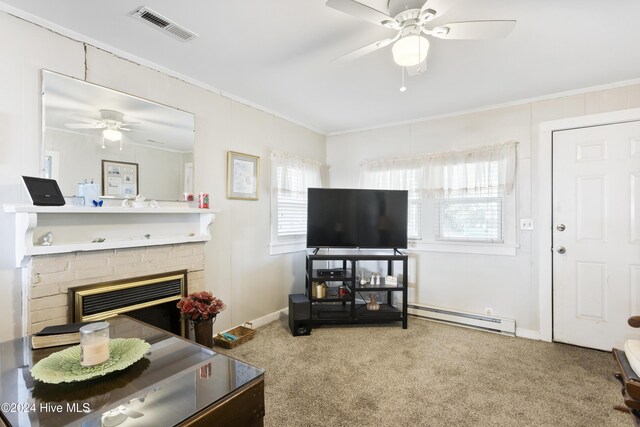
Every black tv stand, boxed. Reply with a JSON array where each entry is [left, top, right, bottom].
[[305, 249, 408, 330]]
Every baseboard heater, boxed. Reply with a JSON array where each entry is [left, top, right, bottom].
[[408, 304, 516, 336]]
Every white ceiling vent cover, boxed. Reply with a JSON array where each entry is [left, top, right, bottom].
[[131, 7, 197, 42]]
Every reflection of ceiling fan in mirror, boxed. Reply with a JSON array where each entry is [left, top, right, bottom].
[[327, 0, 516, 78], [65, 109, 139, 150]]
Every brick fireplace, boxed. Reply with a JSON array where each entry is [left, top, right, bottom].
[[25, 243, 205, 335]]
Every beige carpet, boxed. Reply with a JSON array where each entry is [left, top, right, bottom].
[[216, 316, 628, 427]]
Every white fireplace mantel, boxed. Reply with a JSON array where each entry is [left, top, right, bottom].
[[3, 204, 219, 267]]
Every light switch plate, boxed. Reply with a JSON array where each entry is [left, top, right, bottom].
[[520, 219, 534, 230]]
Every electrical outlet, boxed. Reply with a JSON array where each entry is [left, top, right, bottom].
[[520, 219, 534, 230], [485, 307, 494, 316]]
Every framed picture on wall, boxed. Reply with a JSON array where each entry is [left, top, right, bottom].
[[102, 160, 139, 198], [226, 151, 259, 200]]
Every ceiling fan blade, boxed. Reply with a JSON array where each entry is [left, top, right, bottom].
[[406, 59, 427, 76], [332, 34, 400, 62], [326, 0, 397, 28], [430, 20, 516, 40], [65, 123, 106, 129]]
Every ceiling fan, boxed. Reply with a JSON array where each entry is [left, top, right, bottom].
[[327, 0, 516, 76], [65, 109, 138, 149]]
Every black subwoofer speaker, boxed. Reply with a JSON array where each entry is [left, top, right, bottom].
[[289, 293, 311, 336]]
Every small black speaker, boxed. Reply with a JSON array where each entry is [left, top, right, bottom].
[[289, 293, 311, 336]]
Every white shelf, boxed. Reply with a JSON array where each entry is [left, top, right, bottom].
[[26, 235, 210, 256], [3, 204, 219, 267], [4, 204, 219, 215]]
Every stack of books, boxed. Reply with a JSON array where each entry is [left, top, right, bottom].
[[31, 322, 92, 349]]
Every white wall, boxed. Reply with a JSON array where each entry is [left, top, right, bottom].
[[0, 12, 325, 341], [327, 84, 640, 334]]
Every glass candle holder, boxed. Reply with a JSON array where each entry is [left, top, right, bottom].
[[80, 322, 110, 367]]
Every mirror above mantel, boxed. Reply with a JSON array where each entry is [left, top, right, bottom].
[[42, 70, 195, 201]]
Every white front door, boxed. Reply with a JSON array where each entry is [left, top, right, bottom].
[[553, 120, 640, 351]]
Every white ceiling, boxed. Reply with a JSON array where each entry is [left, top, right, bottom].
[[2, 0, 640, 134]]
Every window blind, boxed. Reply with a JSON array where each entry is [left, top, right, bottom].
[[435, 188, 504, 243], [271, 152, 322, 243], [276, 171, 308, 237], [435, 160, 504, 243]]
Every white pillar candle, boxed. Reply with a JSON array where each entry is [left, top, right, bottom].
[[81, 336, 110, 366], [80, 322, 110, 367]]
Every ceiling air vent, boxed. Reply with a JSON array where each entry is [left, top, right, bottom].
[[131, 7, 197, 42]]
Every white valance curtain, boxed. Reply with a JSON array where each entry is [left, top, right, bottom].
[[425, 142, 517, 196], [360, 141, 517, 197], [359, 157, 424, 191], [271, 151, 323, 192]]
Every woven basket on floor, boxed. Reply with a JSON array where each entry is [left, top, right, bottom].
[[214, 322, 255, 349]]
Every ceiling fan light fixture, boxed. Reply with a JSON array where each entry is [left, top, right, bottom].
[[392, 35, 429, 67], [103, 128, 122, 142]]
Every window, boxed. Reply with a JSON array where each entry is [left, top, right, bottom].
[[270, 152, 322, 254], [435, 160, 504, 243], [436, 187, 503, 242], [359, 161, 423, 240], [407, 190, 422, 240], [360, 141, 517, 252], [275, 167, 309, 239]]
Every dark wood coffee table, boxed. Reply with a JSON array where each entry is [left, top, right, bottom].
[[0, 315, 265, 426]]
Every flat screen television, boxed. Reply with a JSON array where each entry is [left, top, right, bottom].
[[307, 188, 408, 249]]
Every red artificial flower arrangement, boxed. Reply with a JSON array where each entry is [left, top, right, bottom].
[[177, 291, 225, 322]]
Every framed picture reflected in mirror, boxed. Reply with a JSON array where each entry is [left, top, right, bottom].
[[102, 160, 138, 198]]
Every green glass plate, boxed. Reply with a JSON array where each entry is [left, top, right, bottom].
[[31, 338, 151, 384]]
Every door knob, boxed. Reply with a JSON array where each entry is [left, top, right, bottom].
[[556, 246, 566, 254], [556, 224, 566, 232]]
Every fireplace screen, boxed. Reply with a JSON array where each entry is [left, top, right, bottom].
[[69, 270, 187, 337]]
